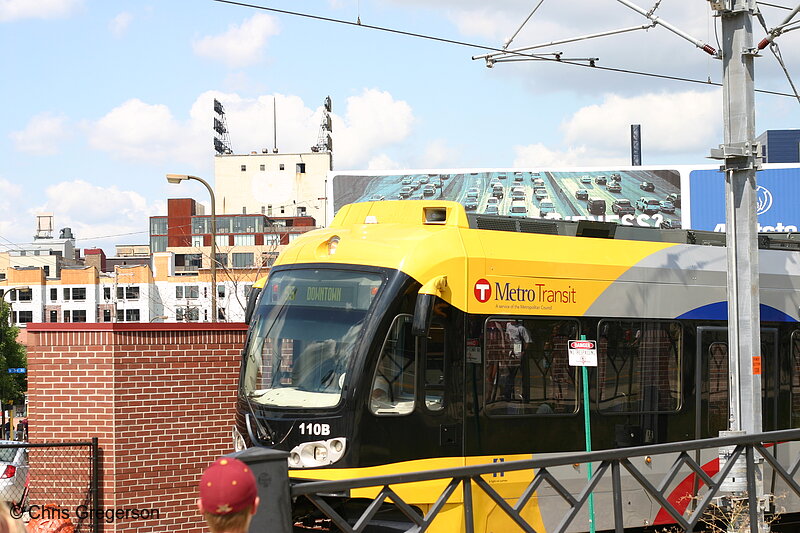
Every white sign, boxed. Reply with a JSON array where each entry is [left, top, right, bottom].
[[568, 339, 597, 367]]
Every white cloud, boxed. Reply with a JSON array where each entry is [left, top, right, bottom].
[[31, 180, 164, 250], [0, 0, 82, 22], [109, 12, 132, 37], [418, 139, 459, 168], [87, 99, 194, 163], [84, 89, 414, 173], [10, 112, 70, 155], [366, 154, 402, 170], [192, 14, 280, 68], [514, 143, 596, 167], [335, 89, 414, 168], [512, 89, 722, 166], [562, 90, 721, 155]]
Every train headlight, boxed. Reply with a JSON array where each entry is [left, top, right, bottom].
[[313, 446, 328, 462], [288, 438, 347, 468]]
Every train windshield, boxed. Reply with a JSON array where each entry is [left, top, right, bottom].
[[242, 268, 383, 408]]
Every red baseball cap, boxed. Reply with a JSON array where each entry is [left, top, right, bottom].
[[199, 457, 258, 515]]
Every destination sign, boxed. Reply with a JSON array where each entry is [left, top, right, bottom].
[[271, 281, 361, 309]]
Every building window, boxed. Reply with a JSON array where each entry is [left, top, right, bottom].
[[104, 287, 111, 300], [241, 165, 246, 171], [232, 252, 254, 268], [296, 163, 306, 173], [18, 311, 32, 324], [72, 287, 86, 301], [191, 235, 204, 247], [150, 217, 168, 235], [126, 309, 140, 322], [18, 290, 32, 302], [50, 288, 57, 301], [297, 207, 306, 217], [267, 205, 272, 216], [279, 164, 285, 170], [264, 234, 280, 246], [178, 307, 199, 322], [260, 164, 265, 171], [72, 310, 87, 323], [63, 310, 71, 323], [217, 285, 225, 298], [117, 287, 124, 300], [233, 234, 255, 246], [125, 287, 140, 300], [218, 308, 226, 321], [214, 253, 228, 268], [186, 286, 199, 299], [242, 207, 247, 214], [150, 236, 167, 253], [44, 266, 50, 277], [176, 286, 183, 299], [117, 310, 125, 322], [215, 235, 228, 248], [63, 288, 70, 300], [49, 310, 57, 323], [261, 206, 266, 214], [262, 252, 278, 266], [103, 309, 111, 322]]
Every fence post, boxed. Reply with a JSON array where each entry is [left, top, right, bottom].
[[231, 447, 292, 533], [92, 437, 100, 533]]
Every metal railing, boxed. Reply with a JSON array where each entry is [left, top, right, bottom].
[[288, 429, 800, 533]]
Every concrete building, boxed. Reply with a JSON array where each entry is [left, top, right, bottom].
[[214, 151, 332, 225]]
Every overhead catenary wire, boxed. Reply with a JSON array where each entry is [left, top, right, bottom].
[[212, 0, 800, 99]]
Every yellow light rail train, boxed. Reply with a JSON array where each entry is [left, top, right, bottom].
[[236, 200, 800, 531]]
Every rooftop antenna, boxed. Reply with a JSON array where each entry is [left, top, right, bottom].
[[273, 97, 278, 153], [213, 98, 234, 155], [311, 96, 333, 154]]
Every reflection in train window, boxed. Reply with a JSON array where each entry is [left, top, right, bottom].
[[596, 320, 682, 414]]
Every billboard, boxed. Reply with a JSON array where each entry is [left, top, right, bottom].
[[331, 169, 683, 229], [689, 167, 800, 232]]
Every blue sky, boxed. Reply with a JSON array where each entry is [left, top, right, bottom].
[[1, 0, 799, 253]]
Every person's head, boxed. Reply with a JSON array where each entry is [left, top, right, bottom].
[[198, 457, 260, 533]]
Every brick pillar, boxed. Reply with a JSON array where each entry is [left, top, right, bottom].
[[27, 323, 248, 533]]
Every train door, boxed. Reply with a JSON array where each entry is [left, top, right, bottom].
[[695, 326, 779, 439], [360, 301, 462, 466]]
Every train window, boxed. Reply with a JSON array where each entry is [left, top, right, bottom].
[[790, 331, 800, 428], [370, 315, 416, 416], [484, 318, 579, 416], [597, 320, 682, 414], [424, 325, 446, 411]]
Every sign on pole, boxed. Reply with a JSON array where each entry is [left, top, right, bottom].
[[7, 368, 26, 374], [568, 339, 597, 367]]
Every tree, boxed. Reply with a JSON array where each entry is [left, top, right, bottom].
[[0, 300, 27, 405]]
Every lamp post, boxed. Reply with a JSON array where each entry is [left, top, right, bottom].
[[1, 287, 31, 326], [166, 174, 217, 322]]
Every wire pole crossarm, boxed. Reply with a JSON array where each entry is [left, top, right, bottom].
[[757, 2, 800, 48], [474, 23, 656, 63], [615, 0, 718, 54]]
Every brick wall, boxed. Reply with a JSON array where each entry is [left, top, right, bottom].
[[26, 322, 248, 533]]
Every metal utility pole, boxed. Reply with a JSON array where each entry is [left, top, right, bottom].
[[709, 0, 766, 530], [709, 0, 762, 438]]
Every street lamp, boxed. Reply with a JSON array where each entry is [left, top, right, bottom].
[[1, 287, 31, 326], [166, 174, 217, 322]]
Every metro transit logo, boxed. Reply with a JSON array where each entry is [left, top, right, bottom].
[[474, 279, 491, 303]]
